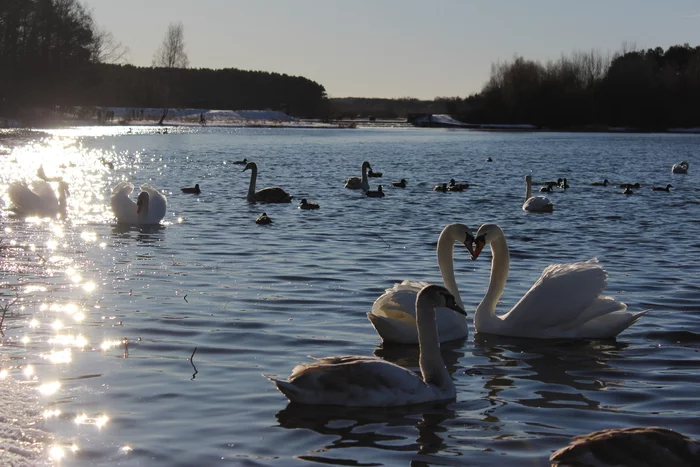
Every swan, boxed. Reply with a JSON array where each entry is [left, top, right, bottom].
[[256, 212, 272, 225], [672, 161, 689, 174], [8, 180, 69, 218], [591, 179, 609, 186], [523, 175, 553, 213], [364, 185, 385, 198], [392, 179, 407, 188], [471, 223, 646, 338], [652, 184, 673, 192], [368, 223, 474, 344], [243, 162, 293, 203], [299, 199, 320, 210], [345, 161, 372, 190], [181, 183, 201, 194], [550, 427, 700, 467], [267, 285, 466, 407], [110, 182, 167, 225]]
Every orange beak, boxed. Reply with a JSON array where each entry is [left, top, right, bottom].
[[471, 237, 486, 260]]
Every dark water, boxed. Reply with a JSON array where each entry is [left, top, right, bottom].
[[1, 126, 699, 466]]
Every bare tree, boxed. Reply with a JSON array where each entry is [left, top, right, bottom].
[[91, 27, 131, 64], [152, 22, 189, 69]]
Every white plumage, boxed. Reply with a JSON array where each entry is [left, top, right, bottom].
[[8, 180, 69, 218], [523, 175, 553, 213], [110, 182, 167, 225]]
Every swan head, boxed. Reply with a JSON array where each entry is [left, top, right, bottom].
[[418, 285, 467, 316], [361, 161, 372, 170], [471, 223, 502, 260], [136, 191, 150, 214], [242, 161, 257, 172], [443, 223, 476, 257]]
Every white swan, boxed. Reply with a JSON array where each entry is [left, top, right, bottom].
[[550, 427, 700, 467], [243, 161, 293, 203], [267, 284, 466, 407], [110, 182, 167, 225], [345, 161, 372, 190], [523, 175, 553, 213], [368, 223, 474, 344], [672, 161, 689, 174], [8, 180, 69, 218], [471, 223, 646, 338]]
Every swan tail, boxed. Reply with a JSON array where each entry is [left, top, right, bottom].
[[575, 309, 648, 338], [366, 312, 418, 344]]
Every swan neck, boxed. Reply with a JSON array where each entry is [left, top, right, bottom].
[[475, 235, 509, 330], [525, 177, 532, 201], [416, 298, 450, 388], [247, 166, 257, 199], [436, 230, 463, 309]]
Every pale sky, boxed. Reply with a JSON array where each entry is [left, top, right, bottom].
[[82, 0, 700, 100]]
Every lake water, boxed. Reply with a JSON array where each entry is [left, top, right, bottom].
[[1, 126, 699, 466]]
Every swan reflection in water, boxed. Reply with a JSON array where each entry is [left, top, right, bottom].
[[111, 223, 166, 245]]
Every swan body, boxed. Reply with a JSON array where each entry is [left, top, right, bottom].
[[672, 161, 689, 174], [471, 223, 646, 339], [256, 212, 272, 225], [243, 162, 293, 203], [8, 180, 69, 218], [268, 285, 466, 407], [110, 182, 167, 225], [523, 175, 553, 212], [364, 185, 385, 198], [368, 223, 474, 344], [591, 179, 609, 186], [299, 198, 320, 210], [345, 161, 372, 190], [181, 183, 201, 194], [392, 179, 407, 188], [550, 427, 700, 467], [652, 184, 673, 192]]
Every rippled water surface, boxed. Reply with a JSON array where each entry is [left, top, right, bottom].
[[1, 126, 699, 466]]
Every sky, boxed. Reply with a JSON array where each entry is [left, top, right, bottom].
[[82, 0, 700, 100]]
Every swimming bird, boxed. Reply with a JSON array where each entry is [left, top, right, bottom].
[[367, 168, 383, 178], [619, 183, 641, 189], [233, 158, 248, 165], [652, 184, 673, 192], [299, 198, 320, 209], [256, 212, 272, 225], [591, 179, 609, 186], [560, 178, 569, 189], [434, 183, 448, 192], [487, 157, 493, 162], [8, 180, 69, 219], [392, 179, 407, 188], [243, 161, 293, 203], [181, 183, 201, 194], [364, 185, 385, 198], [523, 175, 553, 213], [539, 185, 553, 193], [672, 161, 689, 174], [345, 161, 372, 190], [36, 165, 62, 182], [267, 285, 466, 406], [623, 187, 634, 195], [368, 224, 474, 344], [550, 427, 700, 467], [110, 182, 167, 225], [448, 179, 469, 191], [470, 223, 646, 338]]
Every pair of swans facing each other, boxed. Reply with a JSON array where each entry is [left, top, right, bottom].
[[243, 161, 293, 203], [8, 180, 70, 219], [370, 223, 645, 345], [110, 182, 167, 225]]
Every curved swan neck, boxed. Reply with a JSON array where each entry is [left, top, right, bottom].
[[416, 298, 450, 388], [247, 165, 258, 199], [475, 233, 509, 330], [436, 228, 464, 309], [361, 164, 369, 185], [525, 177, 532, 201]]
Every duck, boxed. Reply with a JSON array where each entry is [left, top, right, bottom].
[[99, 157, 114, 170], [486, 157, 493, 162], [364, 185, 385, 198], [392, 179, 407, 188], [591, 179, 609, 186], [448, 179, 469, 191], [470, 223, 646, 338], [299, 198, 320, 210], [539, 184, 553, 193], [256, 212, 272, 225], [181, 183, 201, 194], [243, 161, 293, 203], [368, 223, 474, 344], [266, 285, 466, 407], [523, 175, 553, 213], [434, 183, 449, 192], [559, 178, 569, 189], [367, 168, 383, 178], [233, 158, 248, 165], [110, 182, 167, 225], [672, 161, 689, 174], [8, 180, 70, 219], [345, 161, 372, 190], [623, 187, 634, 195], [652, 184, 673, 192], [550, 427, 700, 467], [619, 182, 641, 189]]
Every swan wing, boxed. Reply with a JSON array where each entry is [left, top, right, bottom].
[[255, 187, 292, 203], [523, 196, 553, 212], [110, 182, 138, 224], [501, 259, 612, 330], [345, 176, 361, 189], [140, 184, 167, 223], [8, 182, 42, 214]]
